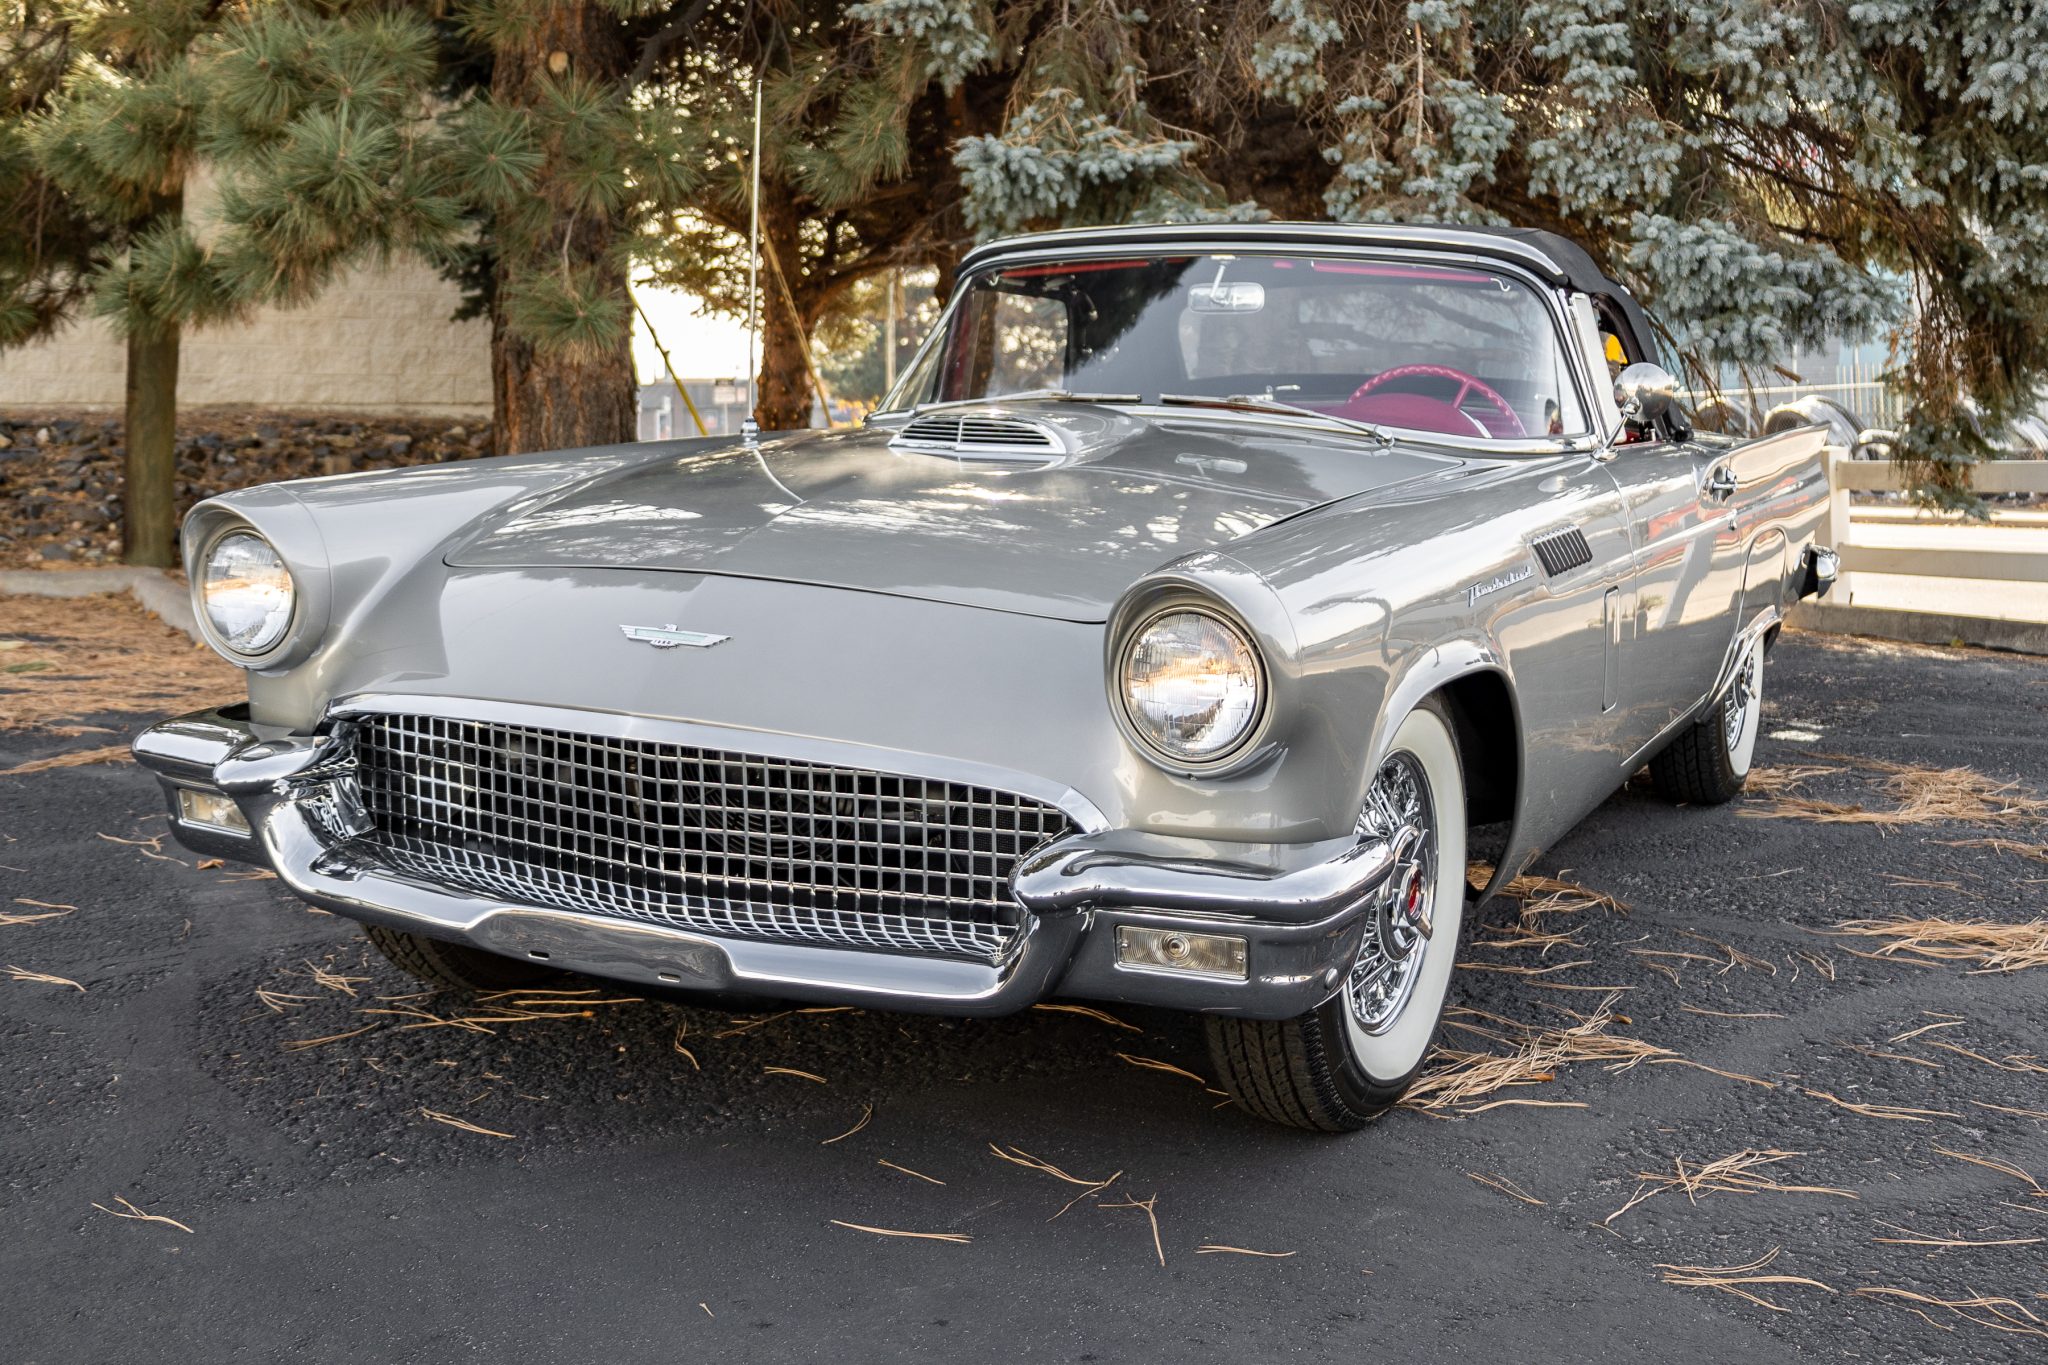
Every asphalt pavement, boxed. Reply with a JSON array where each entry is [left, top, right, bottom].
[[3, 630, 2045, 1364]]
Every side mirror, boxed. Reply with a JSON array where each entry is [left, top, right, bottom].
[[1614, 362, 1677, 426]]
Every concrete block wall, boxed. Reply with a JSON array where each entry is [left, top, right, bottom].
[[0, 257, 492, 417]]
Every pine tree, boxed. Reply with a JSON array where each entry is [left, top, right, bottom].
[[11, 0, 237, 566], [633, 0, 976, 429], [859, 0, 2048, 499], [201, 0, 709, 453]]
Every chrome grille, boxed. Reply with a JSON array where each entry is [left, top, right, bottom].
[[348, 713, 1078, 964]]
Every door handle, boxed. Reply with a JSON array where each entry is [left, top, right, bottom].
[[1705, 465, 1738, 500]]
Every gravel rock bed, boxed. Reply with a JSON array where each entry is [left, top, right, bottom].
[[0, 410, 491, 569]]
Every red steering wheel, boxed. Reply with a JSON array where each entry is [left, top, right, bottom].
[[1350, 364, 1526, 438]]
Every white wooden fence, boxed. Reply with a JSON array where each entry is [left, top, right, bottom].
[[1825, 449, 2048, 604]]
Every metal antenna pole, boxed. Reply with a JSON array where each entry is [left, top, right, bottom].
[[742, 75, 763, 446]]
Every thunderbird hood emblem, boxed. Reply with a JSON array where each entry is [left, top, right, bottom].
[[620, 623, 728, 650]]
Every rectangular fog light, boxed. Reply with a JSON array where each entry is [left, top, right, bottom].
[[1115, 926, 1248, 981], [176, 787, 249, 835]]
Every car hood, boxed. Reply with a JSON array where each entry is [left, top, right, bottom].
[[445, 408, 1458, 621]]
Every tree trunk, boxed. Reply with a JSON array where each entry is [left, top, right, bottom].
[[122, 321, 180, 567], [491, 307, 637, 454], [489, 2, 637, 455], [754, 195, 815, 431]]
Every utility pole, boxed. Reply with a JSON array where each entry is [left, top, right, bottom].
[[883, 269, 899, 393]]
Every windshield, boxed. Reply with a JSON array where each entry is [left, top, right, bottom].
[[885, 252, 1591, 440]]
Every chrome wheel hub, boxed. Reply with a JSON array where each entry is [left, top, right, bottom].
[[1346, 751, 1436, 1036], [1723, 645, 1759, 757]]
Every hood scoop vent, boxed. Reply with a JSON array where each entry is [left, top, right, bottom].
[[892, 413, 1063, 458]]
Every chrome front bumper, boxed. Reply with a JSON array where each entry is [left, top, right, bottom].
[[134, 705, 1393, 1020]]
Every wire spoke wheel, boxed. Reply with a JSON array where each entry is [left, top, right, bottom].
[[1345, 751, 1436, 1035]]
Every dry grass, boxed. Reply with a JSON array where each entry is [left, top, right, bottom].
[[989, 1144, 1122, 1219], [1854, 1288, 2048, 1340], [1604, 1149, 1856, 1226], [1032, 1002, 1142, 1031], [877, 1159, 945, 1185], [1477, 865, 1629, 919], [1971, 1100, 2048, 1123], [1743, 757, 2048, 827], [1831, 917, 2048, 973], [1933, 1145, 2046, 1199], [5, 962, 83, 990], [829, 1220, 969, 1244], [0, 742, 132, 775], [1399, 994, 1676, 1115], [1467, 1171, 1546, 1205], [1804, 1088, 1960, 1123], [1115, 1053, 1207, 1085], [1654, 1247, 1836, 1312], [2, 898, 76, 925], [1680, 1005, 1786, 1020], [1195, 1245, 1296, 1257], [0, 592, 238, 733], [418, 1107, 516, 1139], [987, 1144, 1111, 1187], [1099, 1192, 1166, 1267], [91, 1196, 193, 1234], [1872, 1222, 2043, 1249], [1939, 837, 2048, 865], [820, 1104, 870, 1144], [1744, 764, 1844, 797], [1921, 1041, 2048, 1074], [763, 1065, 827, 1084], [709, 1004, 857, 1038]]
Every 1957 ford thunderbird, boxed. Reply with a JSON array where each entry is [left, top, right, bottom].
[[136, 222, 1839, 1131]]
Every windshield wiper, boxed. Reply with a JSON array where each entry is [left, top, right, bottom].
[[1157, 392, 1395, 445]]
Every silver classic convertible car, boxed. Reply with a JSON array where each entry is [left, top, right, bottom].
[[136, 223, 1837, 1131]]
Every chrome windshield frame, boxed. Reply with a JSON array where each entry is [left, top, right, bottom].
[[871, 240, 1609, 449]]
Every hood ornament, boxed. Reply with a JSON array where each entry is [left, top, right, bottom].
[[620, 623, 729, 650]]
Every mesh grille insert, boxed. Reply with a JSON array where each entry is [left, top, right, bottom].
[[348, 713, 1078, 964]]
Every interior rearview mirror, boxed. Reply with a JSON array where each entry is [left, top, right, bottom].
[[1187, 282, 1265, 313]]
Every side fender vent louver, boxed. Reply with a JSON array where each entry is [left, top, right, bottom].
[[892, 414, 1061, 457], [1531, 527, 1593, 577]]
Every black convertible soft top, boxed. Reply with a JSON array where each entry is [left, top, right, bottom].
[[962, 221, 1661, 367]]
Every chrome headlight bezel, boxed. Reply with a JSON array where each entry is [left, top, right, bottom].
[[196, 526, 298, 662], [1114, 602, 1269, 772]]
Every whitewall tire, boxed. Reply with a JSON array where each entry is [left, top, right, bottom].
[[1206, 697, 1468, 1131], [1650, 633, 1764, 805]]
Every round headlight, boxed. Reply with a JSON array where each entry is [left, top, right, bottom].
[[1120, 608, 1263, 763], [201, 531, 295, 656]]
